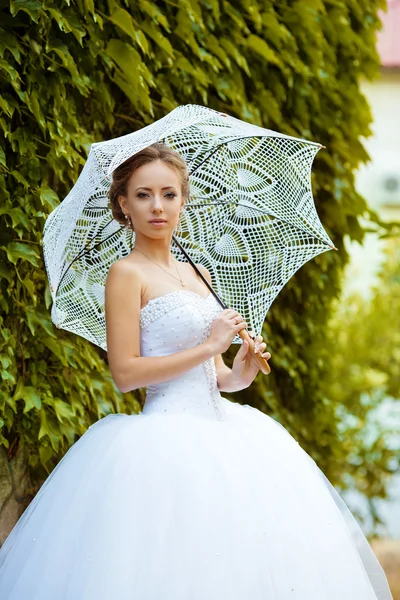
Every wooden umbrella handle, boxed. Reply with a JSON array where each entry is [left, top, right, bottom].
[[238, 328, 271, 375]]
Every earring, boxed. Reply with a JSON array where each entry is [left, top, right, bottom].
[[174, 211, 183, 236], [124, 213, 134, 230], [174, 220, 180, 236]]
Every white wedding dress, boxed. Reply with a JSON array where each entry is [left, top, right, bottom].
[[0, 290, 393, 599]]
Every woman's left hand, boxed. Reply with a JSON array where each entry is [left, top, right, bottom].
[[230, 332, 271, 390]]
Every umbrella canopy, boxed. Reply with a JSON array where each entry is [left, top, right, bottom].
[[42, 104, 335, 352]]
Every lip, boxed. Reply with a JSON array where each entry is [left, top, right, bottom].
[[149, 219, 167, 225]]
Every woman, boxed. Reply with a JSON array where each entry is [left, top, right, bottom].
[[0, 143, 393, 599]]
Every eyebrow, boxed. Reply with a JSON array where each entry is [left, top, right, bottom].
[[135, 186, 177, 191]]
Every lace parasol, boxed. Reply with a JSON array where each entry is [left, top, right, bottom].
[[42, 104, 335, 367]]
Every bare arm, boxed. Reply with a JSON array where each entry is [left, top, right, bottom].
[[105, 261, 219, 393]]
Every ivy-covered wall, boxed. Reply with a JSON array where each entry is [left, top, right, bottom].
[[0, 0, 391, 539]]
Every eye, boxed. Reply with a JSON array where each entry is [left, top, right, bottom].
[[165, 192, 176, 198], [137, 192, 148, 198]]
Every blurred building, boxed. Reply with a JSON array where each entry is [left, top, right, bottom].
[[357, 0, 400, 220]]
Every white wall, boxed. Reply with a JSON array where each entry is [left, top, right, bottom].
[[345, 69, 400, 299]]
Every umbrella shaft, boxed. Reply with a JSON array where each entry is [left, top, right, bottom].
[[171, 236, 227, 310]]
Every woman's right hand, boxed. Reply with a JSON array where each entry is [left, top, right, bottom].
[[206, 309, 247, 354]]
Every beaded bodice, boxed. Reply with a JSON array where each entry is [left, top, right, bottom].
[[140, 290, 226, 420]]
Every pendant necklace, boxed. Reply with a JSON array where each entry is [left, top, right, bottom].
[[134, 249, 186, 287]]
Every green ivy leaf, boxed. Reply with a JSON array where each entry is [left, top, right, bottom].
[[39, 444, 53, 464], [0, 27, 22, 63], [22, 386, 42, 413], [109, 7, 150, 56], [39, 187, 59, 211], [140, 20, 174, 57], [106, 39, 154, 86], [10, 170, 29, 188], [10, 0, 43, 23], [46, 8, 86, 46], [39, 410, 60, 451], [138, 0, 170, 31], [53, 399, 75, 421], [1, 242, 40, 266], [1, 370, 16, 385], [0, 204, 30, 229], [246, 34, 282, 66]]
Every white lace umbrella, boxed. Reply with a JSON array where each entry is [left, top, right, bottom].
[[42, 104, 335, 373]]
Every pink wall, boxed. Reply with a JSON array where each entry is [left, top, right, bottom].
[[377, 1, 400, 67]]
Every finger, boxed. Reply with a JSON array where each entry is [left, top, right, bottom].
[[261, 352, 271, 359], [223, 308, 239, 319], [231, 314, 245, 323], [248, 330, 255, 339], [223, 309, 239, 318], [239, 339, 249, 356], [233, 315, 245, 325], [254, 339, 264, 351], [232, 315, 242, 323]]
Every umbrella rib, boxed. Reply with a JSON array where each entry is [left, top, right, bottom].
[[56, 226, 129, 293]]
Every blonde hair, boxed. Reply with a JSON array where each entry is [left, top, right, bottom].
[[107, 142, 190, 226]]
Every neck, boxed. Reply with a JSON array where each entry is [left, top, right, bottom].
[[133, 232, 175, 266]]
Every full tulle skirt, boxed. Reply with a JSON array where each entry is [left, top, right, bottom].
[[0, 398, 393, 599]]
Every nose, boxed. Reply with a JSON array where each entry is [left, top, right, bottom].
[[151, 193, 164, 213]]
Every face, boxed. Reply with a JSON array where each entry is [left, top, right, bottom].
[[119, 159, 185, 237]]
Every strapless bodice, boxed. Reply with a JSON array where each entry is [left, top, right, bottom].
[[139, 290, 227, 420]]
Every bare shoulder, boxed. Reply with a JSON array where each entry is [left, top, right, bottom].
[[106, 255, 142, 281], [195, 263, 212, 286]]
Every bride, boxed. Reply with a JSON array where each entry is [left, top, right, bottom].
[[0, 143, 393, 599]]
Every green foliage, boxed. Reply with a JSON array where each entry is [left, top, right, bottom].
[[0, 0, 390, 503], [327, 242, 400, 407], [314, 240, 400, 527]]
